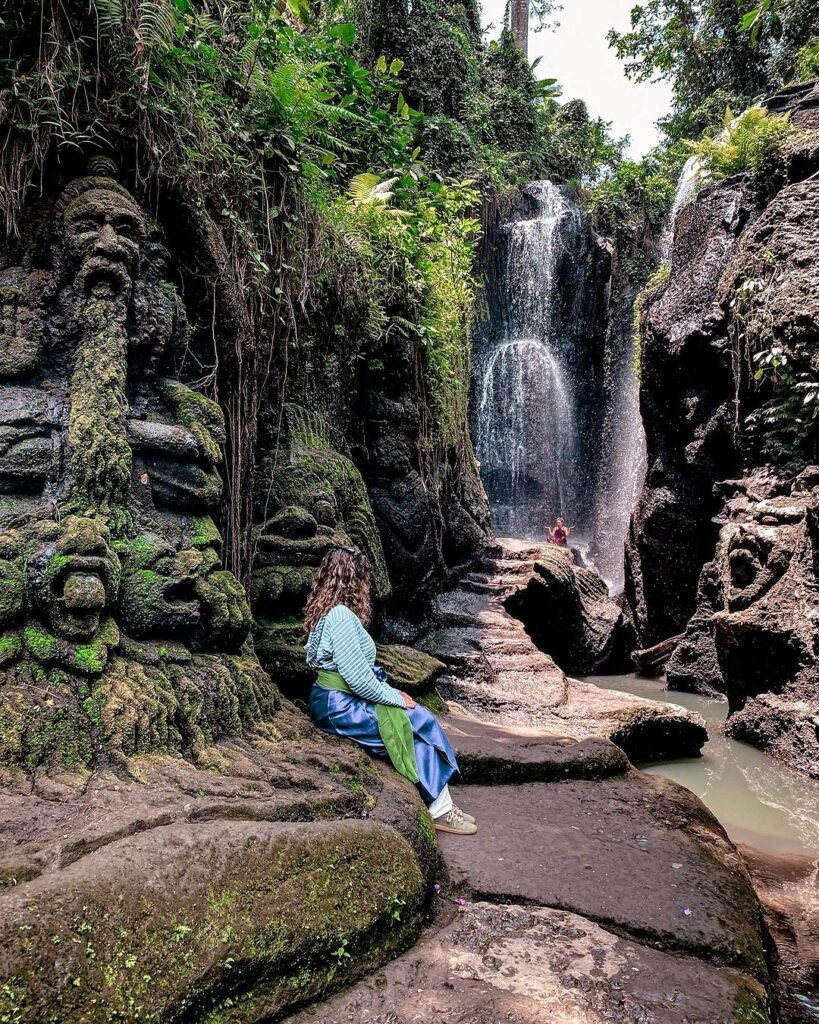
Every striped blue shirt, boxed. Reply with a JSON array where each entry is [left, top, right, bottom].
[[304, 604, 405, 707]]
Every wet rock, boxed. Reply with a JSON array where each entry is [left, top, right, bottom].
[[667, 473, 819, 777], [740, 845, 819, 1024], [503, 543, 633, 674], [420, 540, 707, 761], [286, 900, 768, 1024], [441, 776, 768, 978], [632, 633, 684, 678]]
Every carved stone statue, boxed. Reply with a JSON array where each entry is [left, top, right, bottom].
[[0, 158, 276, 775], [667, 469, 819, 777], [250, 404, 390, 695]]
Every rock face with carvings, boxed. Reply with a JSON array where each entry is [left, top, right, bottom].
[[667, 468, 819, 777], [627, 81, 819, 649], [250, 404, 390, 696], [0, 158, 277, 776]]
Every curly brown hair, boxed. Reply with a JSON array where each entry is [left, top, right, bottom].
[[303, 545, 372, 634]]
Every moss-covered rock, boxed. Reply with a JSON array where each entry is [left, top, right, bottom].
[[0, 819, 426, 1024]]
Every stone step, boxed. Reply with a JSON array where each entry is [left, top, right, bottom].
[[443, 712, 628, 783], [442, 777, 767, 980], [286, 899, 768, 1024]]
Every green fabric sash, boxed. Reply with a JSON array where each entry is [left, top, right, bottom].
[[317, 669, 419, 785]]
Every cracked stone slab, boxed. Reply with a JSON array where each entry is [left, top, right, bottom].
[[286, 901, 768, 1024], [440, 777, 767, 979]]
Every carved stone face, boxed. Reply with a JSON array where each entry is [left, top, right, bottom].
[[28, 517, 120, 642], [0, 166, 275, 774], [62, 188, 146, 298], [723, 522, 794, 611]]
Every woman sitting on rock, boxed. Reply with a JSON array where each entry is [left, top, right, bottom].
[[305, 545, 477, 836]]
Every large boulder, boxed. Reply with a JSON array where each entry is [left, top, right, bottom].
[[0, 698, 438, 1023], [504, 544, 632, 674]]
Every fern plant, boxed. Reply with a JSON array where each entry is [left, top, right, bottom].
[[689, 105, 794, 182]]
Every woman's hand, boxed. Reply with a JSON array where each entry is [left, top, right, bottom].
[[400, 691, 416, 709]]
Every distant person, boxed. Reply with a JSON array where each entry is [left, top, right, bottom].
[[304, 545, 477, 835], [547, 517, 573, 547]]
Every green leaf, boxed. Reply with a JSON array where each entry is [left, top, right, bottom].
[[328, 22, 355, 45], [389, 58, 405, 76], [739, 9, 760, 31], [376, 55, 387, 73]]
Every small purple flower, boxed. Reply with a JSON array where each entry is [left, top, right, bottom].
[[433, 883, 441, 892], [683, 907, 693, 916], [456, 897, 466, 906]]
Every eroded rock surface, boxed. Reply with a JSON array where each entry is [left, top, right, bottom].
[[503, 542, 632, 674], [626, 84, 819, 649], [420, 540, 707, 761], [288, 900, 766, 1024], [667, 470, 819, 777]]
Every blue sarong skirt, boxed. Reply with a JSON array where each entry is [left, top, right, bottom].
[[309, 685, 459, 804]]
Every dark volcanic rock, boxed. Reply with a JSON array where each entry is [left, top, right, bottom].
[[667, 471, 819, 778], [504, 543, 632, 674], [740, 844, 819, 1024], [625, 176, 750, 647]]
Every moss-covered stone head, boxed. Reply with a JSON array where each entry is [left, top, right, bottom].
[[0, 161, 278, 775]]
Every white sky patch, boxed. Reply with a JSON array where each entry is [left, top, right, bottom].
[[481, 0, 674, 159]]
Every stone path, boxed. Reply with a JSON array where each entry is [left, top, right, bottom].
[[285, 548, 770, 1024], [287, 720, 771, 1024], [419, 540, 708, 762]]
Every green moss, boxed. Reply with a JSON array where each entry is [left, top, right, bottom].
[[22, 707, 93, 773], [0, 555, 25, 628], [66, 295, 132, 522], [23, 627, 57, 662], [416, 808, 438, 852], [733, 986, 769, 1023], [0, 824, 424, 1021], [189, 516, 221, 549], [0, 632, 22, 665]]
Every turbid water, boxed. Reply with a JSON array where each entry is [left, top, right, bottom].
[[590, 674, 819, 860]]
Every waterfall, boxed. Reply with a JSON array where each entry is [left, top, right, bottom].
[[473, 182, 584, 540], [588, 297, 646, 592], [476, 338, 576, 538], [472, 179, 648, 591], [661, 155, 701, 256]]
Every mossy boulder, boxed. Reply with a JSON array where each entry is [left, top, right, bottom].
[[0, 818, 426, 1023]]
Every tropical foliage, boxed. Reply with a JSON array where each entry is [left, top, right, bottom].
[[689, 105, 795, 181]]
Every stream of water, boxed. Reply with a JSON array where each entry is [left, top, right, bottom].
[[591, 674, 819, 859]]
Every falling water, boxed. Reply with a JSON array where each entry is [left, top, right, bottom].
[[476, 338, 576, 538], [473, 182, 584, 539], [589, 303, 646, 591], [589, 156, 703, 590], [661, 155, 701, 256]]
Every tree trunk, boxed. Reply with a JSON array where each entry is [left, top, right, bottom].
[[510, 0, 529, 56]]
